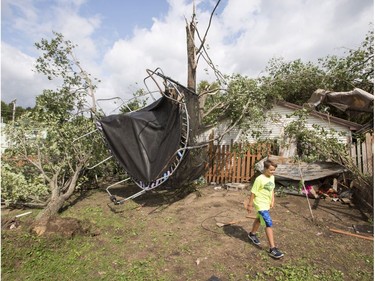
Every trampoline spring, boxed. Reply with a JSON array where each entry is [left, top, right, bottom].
[[163, 171, 170, 179]]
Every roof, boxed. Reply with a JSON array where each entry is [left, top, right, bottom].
[[276, 100, 363, 131]]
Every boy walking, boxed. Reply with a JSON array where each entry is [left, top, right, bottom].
[[246, 159, 284, 259]]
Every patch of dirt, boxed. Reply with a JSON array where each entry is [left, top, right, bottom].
[[2, 184, 374, 280]]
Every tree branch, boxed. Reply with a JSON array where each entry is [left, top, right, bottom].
[[201, 102, 224, 119], [215, 96, 252, 144], [196, 0, 221, 54]]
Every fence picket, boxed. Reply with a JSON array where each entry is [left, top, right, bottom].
[[205, 142, 270, 183]]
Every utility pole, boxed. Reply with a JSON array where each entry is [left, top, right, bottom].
[[11, 99, 17, 124]]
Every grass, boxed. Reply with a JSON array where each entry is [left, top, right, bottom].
[[2, 231, 170, 281], [252, 262, 345, 281], [2, 232, 355, 281]]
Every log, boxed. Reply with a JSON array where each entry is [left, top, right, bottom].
[[216, 215, 279, 227], [329, 228, 374, 241], [216, 216, 257, 227]]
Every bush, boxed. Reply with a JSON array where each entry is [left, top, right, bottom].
[[1, 164, 49, 206]]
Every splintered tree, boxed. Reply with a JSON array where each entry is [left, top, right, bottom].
[[168, 1, 273, 187]]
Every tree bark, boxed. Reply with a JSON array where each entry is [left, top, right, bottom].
[[31, 162, 85, 235], [186, 16, 197, 93], [167, 9, 209, 187], [31, 196, 66, 235]]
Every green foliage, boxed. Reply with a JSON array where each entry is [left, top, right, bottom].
[[201, 74, 273, 133], [259, 38, 374, 109], [1, 164, 49, 206], [260, 58, 326, 106], [34, 31, 101, 116], [283, 108, 372, 194], [319, 26, 374, 93], [3, 110, 105, 200], [283, 108, 348, 162]]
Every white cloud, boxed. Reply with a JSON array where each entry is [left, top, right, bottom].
[[1, 43, 52, 107]]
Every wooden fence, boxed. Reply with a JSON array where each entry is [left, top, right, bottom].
[[206, 132, 374, 183], [205, 142, 271, 184], [351, 132, 373, 176]]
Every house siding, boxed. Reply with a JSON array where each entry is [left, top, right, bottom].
[[203, 104, 353, 146]]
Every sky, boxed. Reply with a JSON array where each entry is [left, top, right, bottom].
[[1, 0, 373, 114]]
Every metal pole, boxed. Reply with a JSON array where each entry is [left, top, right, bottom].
[[11, 99, 17, 123]]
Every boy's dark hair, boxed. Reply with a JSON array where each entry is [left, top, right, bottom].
[[264, 159, 277, 169]]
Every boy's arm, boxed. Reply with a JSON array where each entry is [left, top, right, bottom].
[[247, 192, 255, 214], [270, 190, 275, 208]]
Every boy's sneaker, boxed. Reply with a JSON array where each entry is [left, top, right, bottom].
[[269, 247, 284, 259], [248, 232, 260, 245]]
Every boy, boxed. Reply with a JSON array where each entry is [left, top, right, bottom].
[[246, 159, 284, 259]]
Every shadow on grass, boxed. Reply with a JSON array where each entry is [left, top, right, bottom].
[[222, 224, 249, 243], [222, 224, 265, 251], [97, 181, 198, 210]]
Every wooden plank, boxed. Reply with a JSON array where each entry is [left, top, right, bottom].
[[220, 145, 224, 183], [205, 134, 214, 183], [224, 144, 230, 183], [249, 147, 255, 179], [357, 142, 362, 174], [330, 228, 373, 241], [220, 145, 226, 183], [365, 133, 373, 175], [212, 146, 218, 182], [215, 145, 221, 183], [245, 148, 251, 182], [241, 148, 246, 182], [224, 145, 228, 183], [228, 144, 234, 182], [216, 215, 280, 227], [236, 144, 242, 183], [361, 141, 368, 174]]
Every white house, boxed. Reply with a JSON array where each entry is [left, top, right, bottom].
[[203, 100, 362, 157], [1, 122, 48, 153], [1, 122, 9, 153]]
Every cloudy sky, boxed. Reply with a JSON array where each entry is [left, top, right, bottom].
[[1, 0, 373, 114]]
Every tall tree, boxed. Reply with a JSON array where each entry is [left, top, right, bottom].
[[168, 1, 275, 186], [2, 32, 106, 235]]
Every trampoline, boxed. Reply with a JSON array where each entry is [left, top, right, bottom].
[[95, 69, 195, 204]]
